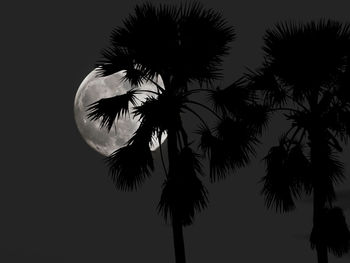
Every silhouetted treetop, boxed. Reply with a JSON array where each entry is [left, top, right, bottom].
[[96, 2, 235, 86], [263, 20, 350, 88]]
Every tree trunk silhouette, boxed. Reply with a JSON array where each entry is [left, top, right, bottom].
[[167, 127, 186, 263], [313, 187, 328, 263], [172, 217, 186, 263], [310, 129, 328, 263]]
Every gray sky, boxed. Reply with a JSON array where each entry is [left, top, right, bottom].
[[2, 0, 350, 262]]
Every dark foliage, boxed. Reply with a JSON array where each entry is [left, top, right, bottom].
[[261, 145, 296, 212], [96, 2, 235, 86], [198, 117, 258, 181], [263, 20, 350, 99], [310, 207, 350, 257], [105, 142, 154, 191], [87, 90, 137, 131], [105, 121, 155, 191], [158, 147, 208, 225], [246, 66, 288, 107], [209, 78, 253, 115], [133, 93, 186, 134], [261, 141, 312, 212]]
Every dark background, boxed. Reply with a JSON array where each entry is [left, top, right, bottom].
[[2, 0, 350, 262]]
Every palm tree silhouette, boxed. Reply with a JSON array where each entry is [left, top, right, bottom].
[[248, 20, 350, 263], [86, 3, 262, 263]]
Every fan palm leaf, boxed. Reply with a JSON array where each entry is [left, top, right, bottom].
[[105, 142, 154, 191], [286, 144, 312, 194], [133, 93, 186, 134], [198, 117, 258, 181], [261, 145, 296, 212], [177, 2, 235, 83], [87, 89, 137, 131], [105, 120, 155, 191], [158, 146, 208, 226], [246, 66, 288, 107], [208, 78, 254, 116]]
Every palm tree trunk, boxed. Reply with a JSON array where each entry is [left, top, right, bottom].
[[316, 244, 328, 263], [172, 216, 186, 263], [167, 127, 187, 263], [313, 188, 328, 263], [310, 130, 328, 263]]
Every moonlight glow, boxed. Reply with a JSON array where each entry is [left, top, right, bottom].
[[74, 69, 166, 156]]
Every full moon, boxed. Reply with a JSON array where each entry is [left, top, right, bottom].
[[74, 68, 166, 156]]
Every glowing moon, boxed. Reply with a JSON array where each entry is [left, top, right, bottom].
[[74, 69, 166, 156]]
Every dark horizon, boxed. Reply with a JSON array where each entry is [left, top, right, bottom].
[[2, 0, 350, 262]]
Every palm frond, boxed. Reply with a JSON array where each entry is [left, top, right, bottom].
[[336, 59, 350, 103], [239, 104, 271, 135], [310, 207, 350, 257], [105, 141, 154, 191], [103, 3, 179, 82], [96, 47, 135, 77], [158, 146, 208, 226], [105, 120, 155, 191], [261, 145, 296, 212], [176, 2, 235, 84], [87, 90, 138, 131], [198, 118, 258, 181], [286, 110, 312, 131], [337, 109, 350, 141], [263, 20, 350, 97], [216, 117, 258, 165], [315, 144, 345, 185], [133, 93, 185, 133], [323, 106, 350, 143], [246, 67, 288, 107], [208, 78, 254, 116], [286, 144, 312, 194], [198, 125, 231, 181]]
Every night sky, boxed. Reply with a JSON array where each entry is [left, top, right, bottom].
[[3, 0, 350, 262]]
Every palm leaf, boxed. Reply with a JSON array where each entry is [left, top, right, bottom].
[[158, 146, 208, 226], [263, 20, 350, 98], [176, 2, 235, 84], [337, 59, 350, 103], [261, 145, 296, 212], [208, 78, 254, 116], [238, 104, 271, 135], [216, 117, 258, 165], [105, 141, 154, 191], [97, 3, 179, 82], [321, 151, 344, 203], [310, 207, 350, 257], [313, 144, 344, 196], [96, 46, 133, 77], [133, 93, 185, 133], [198, 118, 258, 181], [337, 109, 350, 141], [87, 90, 137, 131], [198, 125, 231, 180], [246, 66, 288, 107], [286, 144, 312, 194], [105, 121, 155, 191]]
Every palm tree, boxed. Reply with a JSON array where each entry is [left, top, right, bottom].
[[248, 20, 350, 263], [86, 3, 261, 263]]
